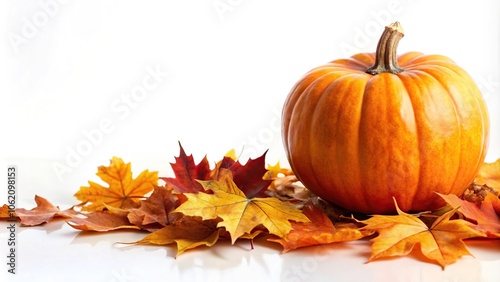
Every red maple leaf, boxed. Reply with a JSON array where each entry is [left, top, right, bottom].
[[214, 151, 271, 198], [160, 142, 212, 193]]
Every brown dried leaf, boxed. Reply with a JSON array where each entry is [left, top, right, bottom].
[[127, 185, 180, 230], [15, 195, 77, 226], [66, 209, 140, 232], [130, 216, 220, 257]]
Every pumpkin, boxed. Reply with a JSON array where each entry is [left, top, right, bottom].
[[282, 22, 490, 214]]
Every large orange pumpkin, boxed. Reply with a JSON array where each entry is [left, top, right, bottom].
[[282, 22, 490, 214]]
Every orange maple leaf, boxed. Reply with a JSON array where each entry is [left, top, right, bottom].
[[0, 204, 15, 219], [438, 192, 500, 237], [174, 178, 310, 244], [268, 200, 368, 252], [361, 200, 485, 269], [75, 157, 158, 211], [15, 195, 77, 226], [476, 158, 500, 192]]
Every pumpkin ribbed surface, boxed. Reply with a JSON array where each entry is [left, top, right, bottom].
[[282, 23, 489, 214]]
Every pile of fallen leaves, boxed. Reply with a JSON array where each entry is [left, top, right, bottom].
[[2, 143, 499, 269]]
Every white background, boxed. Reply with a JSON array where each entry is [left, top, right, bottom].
[[1, 0, 499, 204], [1, 1, 499, 281]]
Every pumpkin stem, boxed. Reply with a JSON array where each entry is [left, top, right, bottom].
[[366, 22, 404, 75]]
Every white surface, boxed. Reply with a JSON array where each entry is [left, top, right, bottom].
[[1, 1, 500, 281], [1, 220, 500, 282]]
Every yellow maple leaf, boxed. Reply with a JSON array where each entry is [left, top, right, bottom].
[[476, 158, 500, 191], [173, 178, 310, 244], [361, 200, 485, 269], [263, 161, 282, 180], [75, 157, 158, 211], [224, 148, 237, 160]]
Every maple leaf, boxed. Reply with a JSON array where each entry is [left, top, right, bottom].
[[223, 148, 237, 160], [438, 192, 500, 237], [160, 142, 212, 193], [0, 204, 15, 219], [75, 157, 158, 212], [67, 208, 140, 232], [174, 178, 310, 244], [127, 185, 180, 230], [212, 151, 271, 198], [130, 216, 221, 257], [476, 158, 500, 191], [15, 195, 77, 226], [361, 201, 485, 269], [263, 161, 284, 180], [268, 200, 367, 252]]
